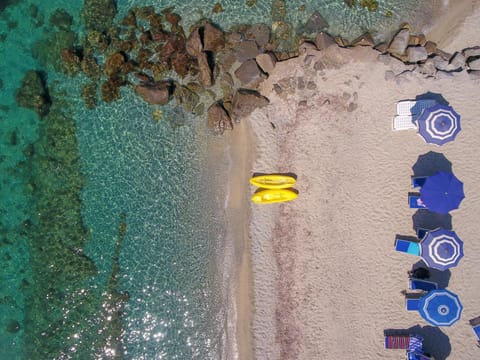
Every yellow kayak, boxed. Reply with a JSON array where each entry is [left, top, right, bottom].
[[251, 189, 298, 204], [249, 174, 296, 189]]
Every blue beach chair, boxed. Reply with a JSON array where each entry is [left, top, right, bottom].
[[409, 193, 427, 209], [412, 176, 428, 188], [469, 316, 480, 347], [409, 279, 438, 292], [395, 238, 421, 255], [406, 297, 421, 311]]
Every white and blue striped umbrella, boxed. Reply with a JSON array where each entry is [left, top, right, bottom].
[[417, 104, 461, 145], [418, 289, 463, 326], [420, 228, 464, 271]]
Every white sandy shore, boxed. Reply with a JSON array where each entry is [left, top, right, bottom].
[[237, 7, 480, 359]]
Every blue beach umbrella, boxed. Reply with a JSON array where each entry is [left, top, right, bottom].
[[420, 228, 464, 271], [416, 104, 461, 145], [418, 289, 463, 326], [420, 171, 464, 214]]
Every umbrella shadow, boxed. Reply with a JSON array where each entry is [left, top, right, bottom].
[[412, 152, 453, 177], [384, 325, 451, 360], [412, 209, 452, 233], [411, 260, 452, 289], [415, 92, 450, 106]]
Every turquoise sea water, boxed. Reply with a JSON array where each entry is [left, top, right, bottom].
[[0, 1, 443, 359]]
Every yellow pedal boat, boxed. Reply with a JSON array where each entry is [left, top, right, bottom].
[[249, 174, 296, 189], [251, 189, 298, 204]]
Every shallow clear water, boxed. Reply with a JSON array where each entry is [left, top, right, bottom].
[[0, 0, 444, 358]]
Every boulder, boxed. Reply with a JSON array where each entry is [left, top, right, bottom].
[[235, 40, 260, 62], [245, 24, 271, 48], [432, 55, 449, 71], [231, 89, 269, 122], [197, 52, 213, 87], [135, 81, 171, 105], [314, 32, 336, 51], [186, 27, 203, 57], [449, 52, 466, 71], [203, 23, 225, 52], [255, 53, 276, 74], [463, 46, 480, 60], [406, 46, 428, 63], [387, 28, 410, 57], [351, 32, 375, 47], [424, 41, 437, 55], [104, 52, 126, 76], [468, 57, 480, 71], [234, 59, 266, 87], [304, 10, 328, 33], [207, 102, 233, 135], [418, 58, 437, 77]]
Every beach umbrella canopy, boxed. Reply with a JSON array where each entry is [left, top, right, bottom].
[[420, 171, 464, 214], [420, 228, 464, 270], [417, 104, 461, 145], [418, 289, 463, 326]]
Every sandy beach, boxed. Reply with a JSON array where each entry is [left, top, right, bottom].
[[226, 2, 480, 359]]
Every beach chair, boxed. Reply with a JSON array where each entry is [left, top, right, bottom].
[[393, 115, 417, 131], [409, 279, 438, 292], [395, 238, 421, 256], [384, 335, 424, 350], [469, 316, 480, 347], [396, 99, 436, 117], [412, 176, 427, 188], [409, 193, 427, 209], [406, 297, 421, 311]]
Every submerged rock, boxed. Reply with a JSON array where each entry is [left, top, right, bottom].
[[135, 81, 172, 105], [303, 10, 329, 33], [81, 0, 117, 32], [15, 70, 51, 117]]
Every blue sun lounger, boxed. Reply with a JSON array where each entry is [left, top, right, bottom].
[[406, 297, 421, 311], [412, 176, 428, 188], [395, 238, 421, 255], [409, 279, 438, 292], [469, 316, 480, 346], [409, 193, 427, 209]]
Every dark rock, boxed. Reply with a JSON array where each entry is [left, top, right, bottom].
[[234, 59, 266, 87], [232, 89, 269, 122], [245, 24, 270, 48], [101, 77, 122, 103], [49, 9, 73, 31], [207, 102, 233, 135], [80, 54, 101, 79], [120, 10, 137, 27], [424, 40, 437, 54], [104, 52, 126, 77], [81, 0, 117, 32], [135, 81, 172, 105], [60, 48, 81, 75], [81, 82, 98, 109], [235, 40, 260, 62], [315, 32, 336, 51], [165, 12, 181, 25], [6, 320, 20, 333], [203, 23, 225, 52], [15, 70, 51, 117], [304, 11, 328, 33]]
